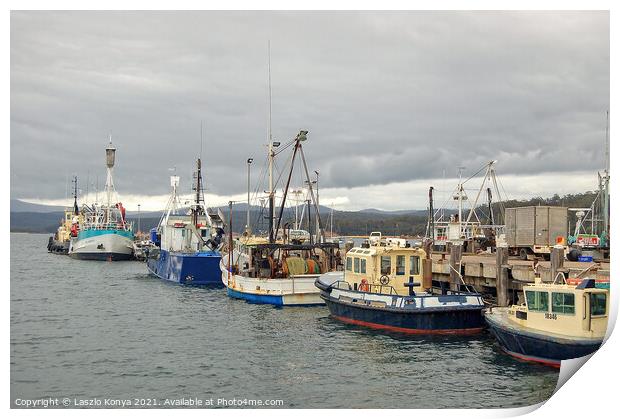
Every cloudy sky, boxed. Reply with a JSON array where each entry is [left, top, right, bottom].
[[11, 11, 609, 211]]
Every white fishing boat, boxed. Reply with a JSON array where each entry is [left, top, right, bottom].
[[220, 130, 339, 306], [68, 140, 134, 261]]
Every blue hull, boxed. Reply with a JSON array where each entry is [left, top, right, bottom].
[[485, 315, 603, 367], [146, 249, 223, 287], [322, 294, 484, 334], [227, 287, 285, 305]]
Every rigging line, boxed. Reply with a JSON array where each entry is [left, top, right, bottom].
[[272, 138, 296, 156], [433, 183, 460, 219], [462, 162, 491, 185], [251, 156, 269, 201]]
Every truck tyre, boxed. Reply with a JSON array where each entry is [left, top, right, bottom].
[[519, 248, 529, 260], [567, 248, 581, 262]]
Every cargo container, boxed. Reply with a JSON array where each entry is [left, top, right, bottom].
[[504, 206, 568, 260]]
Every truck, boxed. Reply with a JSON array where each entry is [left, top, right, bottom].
[[504, 206, 568, 260]]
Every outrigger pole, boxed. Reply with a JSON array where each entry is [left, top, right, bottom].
[[272, 130, 325, 243]]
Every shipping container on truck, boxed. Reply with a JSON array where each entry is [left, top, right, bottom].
[[504, 206, 568, 260]]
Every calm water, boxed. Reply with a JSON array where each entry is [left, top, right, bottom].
[[11, 233, 558, 408]]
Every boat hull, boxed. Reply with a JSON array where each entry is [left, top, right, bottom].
[[147, 249, 223, 286], [323, 296, 484, 334], [485, 310, 603, 367], [69, 230, 134, 261], [48, 238, 70, 255], [221, 259, 324, 306]]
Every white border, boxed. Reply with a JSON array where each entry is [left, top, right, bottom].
[[5, 1, 616, 418]]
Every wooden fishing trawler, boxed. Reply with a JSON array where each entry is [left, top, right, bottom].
[[485, 276, 609, 367], [315, 234, 485, 334], [221, 130, 339, 306]]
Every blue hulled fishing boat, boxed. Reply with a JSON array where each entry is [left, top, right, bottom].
[[146, 158, 225, 286]]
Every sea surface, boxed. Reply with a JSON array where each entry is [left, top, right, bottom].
[[11, 233, 558, 408]]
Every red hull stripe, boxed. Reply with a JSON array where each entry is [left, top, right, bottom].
[[502, 348, 561, 368], [332, 315, 483, 335]]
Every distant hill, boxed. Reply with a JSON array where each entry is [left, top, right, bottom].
[[10, 199, 66, 213], [10, 191, 604, 236]]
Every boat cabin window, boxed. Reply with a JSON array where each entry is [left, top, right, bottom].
[[396, 256, 406, 275], [590, 293, 607, 316], [346, 257, 352, 271], [525, 291, 549, 312], [354, 257, 360, 273], [380, 256, 391, 275], [360, 258, 366, 274], [410, 256, 420, 275], [551, 292, 575, 315]]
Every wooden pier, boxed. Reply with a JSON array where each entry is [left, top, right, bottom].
[[430, 247, 610, 306]]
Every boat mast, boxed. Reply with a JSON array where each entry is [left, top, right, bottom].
[[105, 137, 116, 224], [192, 157, 205, 228], [268, 41, 275, 243], [72, 175, 79, 215], [457, 166, 465, 236], [602, 110, 610, 240], [246, 158, 253, 234]]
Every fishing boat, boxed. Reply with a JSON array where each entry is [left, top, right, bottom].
[[146, 159, 225, 286], [47, 176, 82, 255], [485, 277, 609, 367], [315, 234, 485, 334], [220, 130, 339, 305], [68, 140, 134, 261]]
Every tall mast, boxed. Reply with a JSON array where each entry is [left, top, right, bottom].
[[72, 175, 79, 215], [267, 41, 275, 243], [105, 136, 116, 224], [603, 110, 610, 237], [457, 166, 464, 231], [192, 157, 204, 228]]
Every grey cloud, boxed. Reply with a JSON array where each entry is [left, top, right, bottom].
[[11, 11, 609, 200]]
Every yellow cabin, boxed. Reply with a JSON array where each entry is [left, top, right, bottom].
[[508, 279, 609, 339], [344, 242, 427, 296]]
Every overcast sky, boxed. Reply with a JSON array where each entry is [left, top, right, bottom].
[[11, 11, 609, 211]]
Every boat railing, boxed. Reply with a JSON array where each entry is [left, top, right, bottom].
[[368, 284, 399, 295], [332, 280, 352, 291]]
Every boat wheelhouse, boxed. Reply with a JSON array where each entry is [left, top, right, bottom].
[[485, 278, 608, 367], [316, 236, 485, 334]]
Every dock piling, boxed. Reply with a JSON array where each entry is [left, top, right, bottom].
[[550, 246, 565, 283], [449, 242, 463, 291], [496, 245, 510, 307]]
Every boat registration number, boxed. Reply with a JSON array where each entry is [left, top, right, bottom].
[[544, 313, 558, 320]]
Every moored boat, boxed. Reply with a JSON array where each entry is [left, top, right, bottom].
[[48, 176, 82, 255], [68, 140, 134, 261], [220, 130, 339, 305], [222, 237, 339, 305], [146, 159, 225, 286], [316, 235, 485, 334], [485, 277, 608, 367]]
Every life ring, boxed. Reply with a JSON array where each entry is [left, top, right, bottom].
[[379, 275, 390, 285], [359, 279, 369, 292]]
